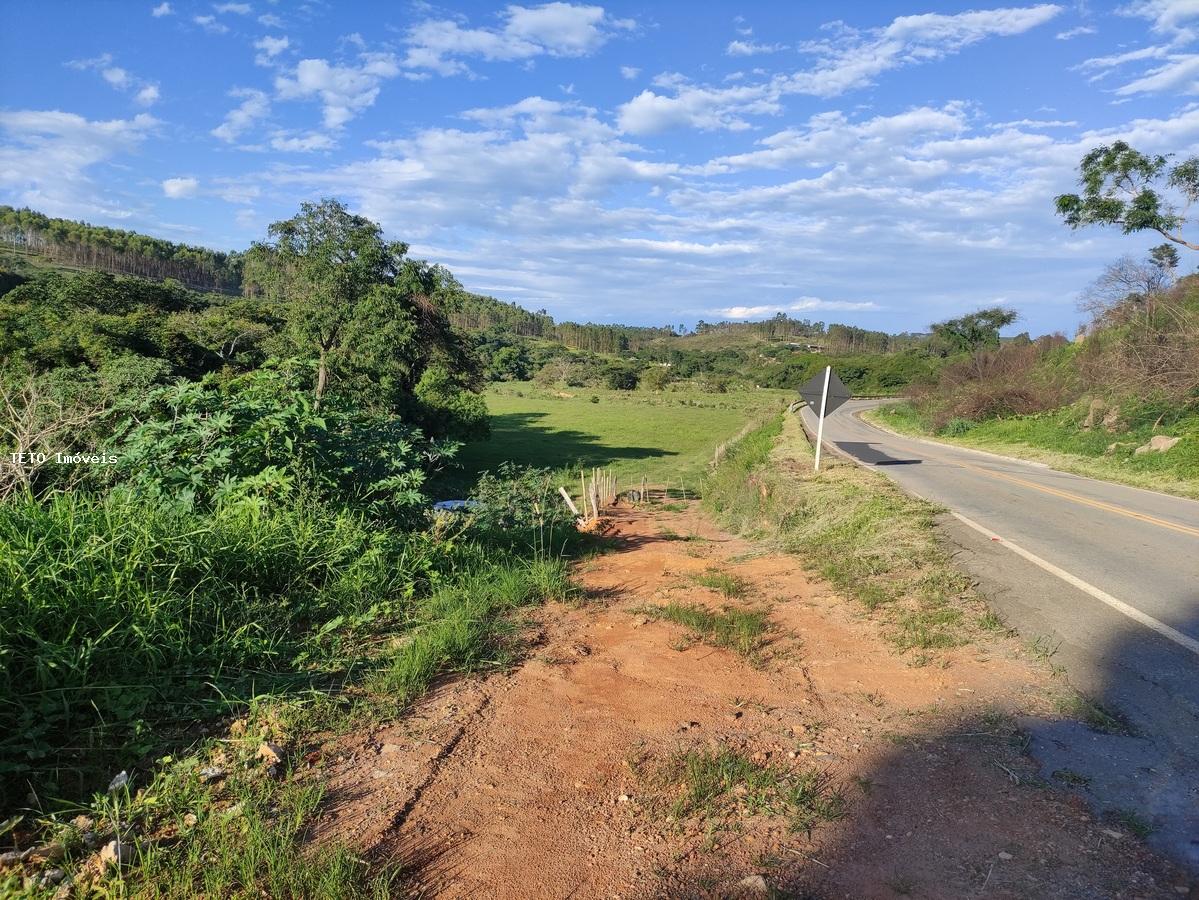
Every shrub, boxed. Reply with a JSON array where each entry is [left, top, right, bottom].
[[940, 418, 974, 436], [913, 335, 1074, 429], [103, 367, 457, 515], [469, 462, 575, 534], [605, 367, 639, 390], [640, 366, 671, 391]]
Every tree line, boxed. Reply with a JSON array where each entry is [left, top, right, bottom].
[[0, 206, 244, 294]]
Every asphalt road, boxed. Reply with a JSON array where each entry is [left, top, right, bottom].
[[800, 399, 1199, 870]]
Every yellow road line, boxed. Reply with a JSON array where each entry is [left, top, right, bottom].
[[946, 455, 1199, 539], [849, 408, 1199, 538]]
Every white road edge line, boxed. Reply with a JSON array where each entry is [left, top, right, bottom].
[[949, 510, 1199, 659]]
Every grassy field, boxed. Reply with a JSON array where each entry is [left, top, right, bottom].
[[868, 402, 1199, 500], [442, 382, 793, 495]]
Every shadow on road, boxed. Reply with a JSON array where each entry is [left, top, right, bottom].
[[833, 440, 923, 466]]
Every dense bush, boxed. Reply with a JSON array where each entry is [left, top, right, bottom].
[[911, 336, 1074, 430], [0, 479, 580, 809], [469, 462, 576, 534], [605, 365, 640, 390], [101, 367, 457, 515]]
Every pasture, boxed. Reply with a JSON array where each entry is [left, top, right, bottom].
[[444, 383, 794, 495]]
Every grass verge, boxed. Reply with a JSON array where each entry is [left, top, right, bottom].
[[868, 401, 1199, 500], [703, 412, 981, 657]]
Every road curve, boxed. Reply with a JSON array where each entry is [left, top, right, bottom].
[[800, 398, 1199, 869]]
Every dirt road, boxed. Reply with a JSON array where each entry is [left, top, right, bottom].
[[312, 502, 1190, 899]]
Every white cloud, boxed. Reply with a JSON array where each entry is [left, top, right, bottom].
[[135, 85, 160, 106], [699, 105, 969, 174], [620, 65, 640, 79], [790, 5, 1063, 97], [211, 88, 270, 142], [254, 34, 289, 65], [1114, 53, 1199, 93], [194, 15, 229, 34], [269, 130, 335, 152], [1076, 1, 1199, 93], [66, 54, 161, 106], [726, 40, 787, 56], [275, 54, 399, 128], [0, 109, 158, 217], [1119, 0, 1199, 40], [719, 298, 881, 318], [215, 2, 252, 13], [1077, 44, 1170, 71], [1056, 24, 1097, 38], [618, 79, 785, 135], [151, 2, 172, 17], [401, 3, 636, 76], [66, 53, 112, 71], [619, 5, 1062, 134], [258, 13, 283, 28], [987, 117, 1077, 128], [101, 66, 131, 88], [162, 176, 199, 198]]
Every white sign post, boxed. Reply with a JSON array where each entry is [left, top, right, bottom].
[[798, 366, 851, 474], [813, 365, 831, 473]]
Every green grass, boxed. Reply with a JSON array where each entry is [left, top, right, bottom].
[[367, 557, 571, 701], [0, 489, 577, 896], [658, 528, 703, 542], [692, 569, 750, 598], [870, 401, 1199, 500], [444, 382, 791, 495], [703, 413, 984, 655], [644, 749, 844, 835], [639, 602, 770, 659], [134, 774, 395, 899], [1054, 690, 1134, 736]]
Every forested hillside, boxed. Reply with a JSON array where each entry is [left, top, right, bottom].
[[1, 205, 951, 397], [1, 206, 244, 294]]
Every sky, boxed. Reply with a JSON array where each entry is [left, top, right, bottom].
[[2, 1, 1199, 336]]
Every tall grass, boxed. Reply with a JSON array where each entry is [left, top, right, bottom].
[[368, 557, 572, 702], [0, 490, 572, 809]]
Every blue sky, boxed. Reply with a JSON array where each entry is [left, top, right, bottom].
[[2, 1, 1198, 335]]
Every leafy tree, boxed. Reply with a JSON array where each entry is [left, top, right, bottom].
[[1150, 242, 1179, 275], [413, 364, 490, 442], [174, 298, 278, 368], [640, 365, 671, 391], [244, 199, 408, 403], [1056, 142, 1199, 251], [605, 366, 639, 390], [929, 308, 1018, 355], [487, 345, 530, 382]]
